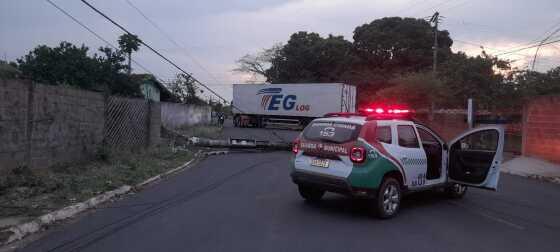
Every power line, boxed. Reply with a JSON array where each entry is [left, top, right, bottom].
[[79, 0, 230, 105], [44, 0, 164, 83], [531, 21, 560, 70], [495, 38, 560, 56], [124, 0, 227, 87]]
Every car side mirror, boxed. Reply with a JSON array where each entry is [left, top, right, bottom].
[[443, 143, 448, 151]]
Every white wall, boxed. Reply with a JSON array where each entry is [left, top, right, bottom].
[[161, 102, 212, 129]]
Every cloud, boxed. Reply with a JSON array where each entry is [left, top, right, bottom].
[[2, 0, 560, 101]]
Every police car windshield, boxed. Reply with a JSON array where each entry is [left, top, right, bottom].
[[303, 121, 362, 144]]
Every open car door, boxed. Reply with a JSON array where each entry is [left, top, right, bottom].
[[447, 126, 505, 190]]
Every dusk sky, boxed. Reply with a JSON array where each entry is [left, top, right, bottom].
[[2, 0, 560, 101]]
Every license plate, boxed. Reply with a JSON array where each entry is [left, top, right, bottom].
[[310, 159, 329, 168]]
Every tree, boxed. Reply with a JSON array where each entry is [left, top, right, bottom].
[[235, 32, 354, 83], [504, 66, 560, 103], [166, 73, 206, 105], [234, 43, 282, 81], [17, 42, 99, 89], [374, 72, 447, 108], [271, 32, 354, 83], [0, 60, 20, 79], [436, 51, 510, 109], [16, 41, 141, 96], [352, 17, 453, 74], [118, 33, 142, 75]]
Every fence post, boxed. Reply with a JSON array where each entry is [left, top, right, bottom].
[[101, 92, 110, 154], [146, 99, 152, 147], [24, 80, 34, 168]]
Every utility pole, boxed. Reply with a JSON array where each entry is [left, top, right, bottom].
[[428, 12, 440, 121], [429, 12, 440, 74]]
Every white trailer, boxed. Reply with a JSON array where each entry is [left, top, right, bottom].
[[232, 83, 356, 128]]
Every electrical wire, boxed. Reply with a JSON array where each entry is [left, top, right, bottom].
[[44, 0, 166, 84], [495, 38, 560, 56], [124, 0, 228, 89], [78, 0, 290, 144], [79, 0, 232, 107], [531, 22, 560, 70]]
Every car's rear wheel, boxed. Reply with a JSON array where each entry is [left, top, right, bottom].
[[374, 177, 401, 219], [445, 183, 467, 199], [298, 185, 325, 202]]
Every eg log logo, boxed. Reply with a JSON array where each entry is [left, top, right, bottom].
[[257, 88, 310, 111]]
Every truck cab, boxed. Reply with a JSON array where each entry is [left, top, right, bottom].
[[290, 109, 505, 218]]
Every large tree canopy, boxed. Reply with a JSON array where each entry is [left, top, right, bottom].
[[353, 17, 452, 74], [236, 17, 453, 86], [269, 32, 354, 83]]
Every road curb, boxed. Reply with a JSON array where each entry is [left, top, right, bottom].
[[0, 185, 131, 246], [501, 170, 560, 185], [134, 158, 199, 189], [0, 153, 208, 247]]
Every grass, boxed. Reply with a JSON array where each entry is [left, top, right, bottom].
[[176, 124, 223, 139], [0, 145, 194, 218]]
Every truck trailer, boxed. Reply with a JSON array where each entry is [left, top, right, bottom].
[[232, 83, 356, 128]]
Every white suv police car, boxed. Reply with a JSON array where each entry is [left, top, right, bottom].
[[290, 109, 504, 218]]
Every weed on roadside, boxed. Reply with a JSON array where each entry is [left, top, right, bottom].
[[0, 145, 194, 218]]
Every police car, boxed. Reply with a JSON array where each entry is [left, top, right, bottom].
[[290, 107, 504, 218]]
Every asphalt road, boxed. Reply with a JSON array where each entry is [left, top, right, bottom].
[[20, 125, 560, 252]]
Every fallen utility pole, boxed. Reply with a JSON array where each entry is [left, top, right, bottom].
[[188, 137, 291, 151]]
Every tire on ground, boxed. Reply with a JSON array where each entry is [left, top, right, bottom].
[[298, 185, 325, 202], [373, 177, 402, 219]]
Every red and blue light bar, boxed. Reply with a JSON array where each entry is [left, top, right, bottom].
[[324, 106, 413, 119], [359, 106, 413, 120]]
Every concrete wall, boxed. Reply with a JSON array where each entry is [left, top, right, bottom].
[[0, 79, 31, 169], [0, 79, 162, 171], [522, 96, 560, 164], [0, 79, 105, 170], [160, 102, 211, 130]]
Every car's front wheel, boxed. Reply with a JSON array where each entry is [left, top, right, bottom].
[[298, 185, 325, 202], [374, 177, 402, 219]]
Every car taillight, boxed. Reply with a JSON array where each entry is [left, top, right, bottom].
[[292, 139, 300, 154], [350, 147, 366, 163]]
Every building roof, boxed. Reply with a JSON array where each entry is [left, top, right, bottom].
[[130, 74, 176, 102]]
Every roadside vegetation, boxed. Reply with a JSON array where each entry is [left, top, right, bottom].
[[176, 124, 224, 140], [0, 145, 194, 219]]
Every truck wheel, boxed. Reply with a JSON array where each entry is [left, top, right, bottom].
[[298, 185, 325, 202], [373, 177, 401, 219], [445, 183, 467, 199]]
